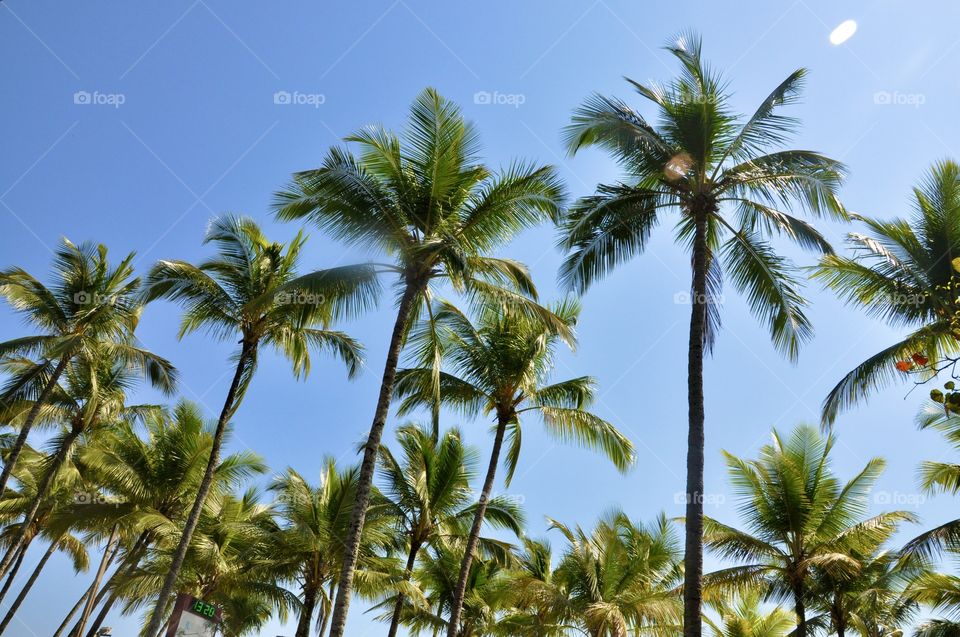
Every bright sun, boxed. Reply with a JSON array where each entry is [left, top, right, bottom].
[[829, 19, 858, 45]]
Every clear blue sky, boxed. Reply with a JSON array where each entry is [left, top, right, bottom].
[[2, 1, 960, 635]]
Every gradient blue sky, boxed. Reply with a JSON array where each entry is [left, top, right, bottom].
[[3, 1, 960, 635]]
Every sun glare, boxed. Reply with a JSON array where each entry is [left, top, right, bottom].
[[829, 19, 858, 45]]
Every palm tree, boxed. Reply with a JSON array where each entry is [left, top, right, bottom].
[[557, 33, 847, 637], [271, 87, 567, 637], [0, 351, 166, 582], [395, 300, 635, 637], [379, 423, 523, 637], [814, 160, 960, 424], [62, 401, 265, 637], [140, 215, 367, 636], [269, 462, 395, 637], [497, 537, 569, 637], [703, 592, 794, 637], [703, 425, 913, 637], [548, 511, 682, 637], [0, 239, 177, 500], [903, 397, 960, 558]]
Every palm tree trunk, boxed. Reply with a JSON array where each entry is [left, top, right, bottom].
[[683, 207, 708, 637], [793, 584, 807, 637], [318, 581, 335, 637], [0, 536, 60, 635], [142, 341, 255, 637], [445, 414, 509, 637], [73, 525, 119, 637], [327, 281, 421, 637], [0, 356, 70, 500], [0, 425, 83, 580], [0, 541, 29, 606], [295, 582, 319, 637], [53, 587, 92, 637], [83, 532, 151, 637], [387, 538, 422, 637]]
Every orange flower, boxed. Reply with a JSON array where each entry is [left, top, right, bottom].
[[895, 360, 913, 372]]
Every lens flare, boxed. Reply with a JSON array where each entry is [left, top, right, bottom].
[[829, 19, 857, 45]]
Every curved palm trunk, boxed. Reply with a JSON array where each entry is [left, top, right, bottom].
[[0, 425, 83, 580], [0, 542, 29, 606], [295, 581, 320, 637], [73, 525, 119, 637], [0, 536, 59, 635], [683, 208, 708, 637], [387, 538, 423, 637], [0, 356, 70, 501], [53, 587, 92, 637], [445, 414, 509, 637], [327, 282, 420, 637], [142, 341, 255, 637]]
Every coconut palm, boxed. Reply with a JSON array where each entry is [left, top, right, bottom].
[[272, 87, 567, 637], [0, 351, 165, 582], [497, 537, 569, 637], [548, 511, 682, 637], [140, 215, 368, 636], [703, 592, 794, 637], [814, 160, 960, 424], [378, 423, 524, 637], [395, 300, 634, 636], [0, 239, 177, 501], [268, 462, 396, 637], [558, 33, 847, 637], [61, 401, 265, 637], [703, 425, 914, 637], [907, 560, 960, 637]]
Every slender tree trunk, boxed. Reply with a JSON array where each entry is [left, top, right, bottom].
[[73, 525, 119, 637], [683, 206, 708, 637], [386, 538, 422, 637], [327, 281, 420, 637], [0, 356, 70, 500], [0, 541, 29, 606], [84, 532, 152, 637], [295, 582, 319, 637], [142, 341, 255, 637], [793, 584, 807, 637], [318, 581, 335, 637], [53, 587, 92, 637], [0, 536, 59, 635], [446, 414, 509, 637], [0, 425, 83, 580]]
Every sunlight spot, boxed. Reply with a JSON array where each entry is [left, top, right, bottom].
[[829, 20, 857, 45]]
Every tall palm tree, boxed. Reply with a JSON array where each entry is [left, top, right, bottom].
[[140, 215, 367, 636], [0, 351, 166, 582], [272, 87, 567, 637], [395, 301, 635, 637], [814, 160, 960, 424], [703, 425, 913, 637], [557, 33, 847, 637], [269, 462, 395, 637], [497, 537, 569, 637], [0, 239, 177, 500], [64, 401, 265, 637], [703, 592, 794, 637], [379, 423, 523, 637], [548, 511, 682, 637]]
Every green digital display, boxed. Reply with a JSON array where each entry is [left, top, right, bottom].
[[190, 598, 217, 619]]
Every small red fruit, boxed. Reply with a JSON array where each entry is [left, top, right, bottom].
[[912, 353, 930, 366], [895, 360, 913, 372]]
